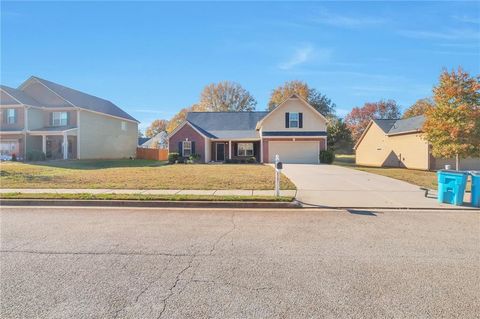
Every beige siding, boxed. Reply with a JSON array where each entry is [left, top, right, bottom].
[[78, 110, 138, 159], [27, 108, 45, 130], [261, 98, 327, 132], [387, 133, 429, 170], [355, 123, 390, 167]]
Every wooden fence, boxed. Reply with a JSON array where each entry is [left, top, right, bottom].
[[136, 148, 169, 161]]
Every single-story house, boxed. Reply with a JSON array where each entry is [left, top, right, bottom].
[[354, 115, 480, 170], [168, 94, 328, 164], [1, 76, 138, 160], [138, 131, 168, 149]]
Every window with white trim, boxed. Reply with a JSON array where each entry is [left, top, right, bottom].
[[121, 121, 127, 131], [182, 140, 192, 157], [52, 112, 68, 126], [289, 112, 299, 128], [237, 143, 254, 157], [6, 109, 16, 124]]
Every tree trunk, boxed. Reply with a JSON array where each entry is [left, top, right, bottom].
[[456, 154, 460, 171]]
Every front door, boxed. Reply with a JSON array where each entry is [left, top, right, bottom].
[[216, 143, 225, 161]]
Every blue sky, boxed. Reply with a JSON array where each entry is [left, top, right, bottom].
[[2, 1, 479, 130]]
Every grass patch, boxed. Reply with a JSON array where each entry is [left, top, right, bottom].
[[0, 160, 296, 190], [0, 192, 294, 202], [333, 154, 472, 192]]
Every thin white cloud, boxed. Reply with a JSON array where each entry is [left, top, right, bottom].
[[312, 11, 386, 28], [278, 45, 314, 70], [278, 45, 331, 70], [399, 28, 480, 40]]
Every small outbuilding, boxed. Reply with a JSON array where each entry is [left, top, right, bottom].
[[354, 115, 480, 170]]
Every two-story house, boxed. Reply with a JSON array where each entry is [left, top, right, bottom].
[[0, 76, 138, 160], [168, 94, 328, 164]]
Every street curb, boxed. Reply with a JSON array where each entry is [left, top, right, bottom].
[[0, 199, 302, 209]]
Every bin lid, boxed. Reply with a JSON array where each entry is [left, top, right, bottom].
[[469, 170, 480, 176], [437, 169, 469, 175]]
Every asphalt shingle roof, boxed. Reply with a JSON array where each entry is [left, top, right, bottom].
[[387, 115, 425, 135], [373, 115, 425, 135], [186, 112, 268, 139], [0, 85, 43, 107], [29, 77, 138, 122]]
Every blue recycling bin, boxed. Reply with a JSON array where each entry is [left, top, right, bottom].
[[437, 170, 468, 206], [470, 171, 480, 208]]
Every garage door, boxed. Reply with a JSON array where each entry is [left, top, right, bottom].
[[269, 141, 319, 164]]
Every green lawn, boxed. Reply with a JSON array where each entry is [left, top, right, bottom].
[[0, 160, 296, 190], [333, 154, 472, 191]]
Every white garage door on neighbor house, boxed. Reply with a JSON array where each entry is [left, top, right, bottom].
[[268, 141, 319, 164]]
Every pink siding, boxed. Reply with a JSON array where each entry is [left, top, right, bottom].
[[168, 123, 206, 162]]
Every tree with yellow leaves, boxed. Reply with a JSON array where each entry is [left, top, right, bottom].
[[423, 67, 480, 170]]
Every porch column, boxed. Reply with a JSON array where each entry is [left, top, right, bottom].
[[63, 133, 68, 160], [229, 141, 232, 160], [42, 135, 46, 154]]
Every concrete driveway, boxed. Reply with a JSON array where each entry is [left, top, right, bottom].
[[281, 164, 465, 208]]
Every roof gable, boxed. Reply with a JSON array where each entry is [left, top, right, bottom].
[[20, 76, 138, 122], [354, 115, 427, 149], [0, 85, 43, 107], [255, 94, 328, 130]]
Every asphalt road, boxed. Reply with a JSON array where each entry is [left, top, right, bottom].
[[1, 207, 479, 319]]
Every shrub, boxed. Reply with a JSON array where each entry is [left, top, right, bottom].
[[26, 150, 46, 161], [189, 153, 201, 163], [247, 157, 257, 163], [319, 150, 335, 164], [11, 153, 17, 161], [168, 152, 180, 164]]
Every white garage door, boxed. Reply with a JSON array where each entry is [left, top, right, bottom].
[[269, 141, 319, 164]]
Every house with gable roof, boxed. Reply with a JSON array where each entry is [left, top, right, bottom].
[[0, 76, 138, 160], [168, 94, 328, 164]]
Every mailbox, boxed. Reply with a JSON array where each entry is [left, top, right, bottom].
[[276, 162, 283, 170]]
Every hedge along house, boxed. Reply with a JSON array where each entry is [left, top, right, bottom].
[[354, 115, 480, 170], [0, 76, 138, 160], [168, 94, 328, 164]]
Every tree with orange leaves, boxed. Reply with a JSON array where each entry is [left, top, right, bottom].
[[423, 67, 480, 170]]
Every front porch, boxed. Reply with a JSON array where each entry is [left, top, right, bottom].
[[210, 140, 261, 163], [28, 127, 78, 160]]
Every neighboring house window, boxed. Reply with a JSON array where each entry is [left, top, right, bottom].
[[6, 109, 16, 124], [52, 112, 68, 126], [289, 112, 299, 128], [238, 143, 254, 157], [182, 141, 192, 157], [121, 121, 127, 131]]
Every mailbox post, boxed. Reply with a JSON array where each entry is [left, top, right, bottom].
[[275, 155, 283, 197]]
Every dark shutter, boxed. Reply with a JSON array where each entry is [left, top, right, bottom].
[[50, 113, 53, 126], [178, 141, 183, 155], [66, 112, 70, 126], [234, 143, 238, 156], [3, 109, 7, 124], [191, 141, 195, 154], [285, 112, 290, 128], [299, 112, 303, 128]]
